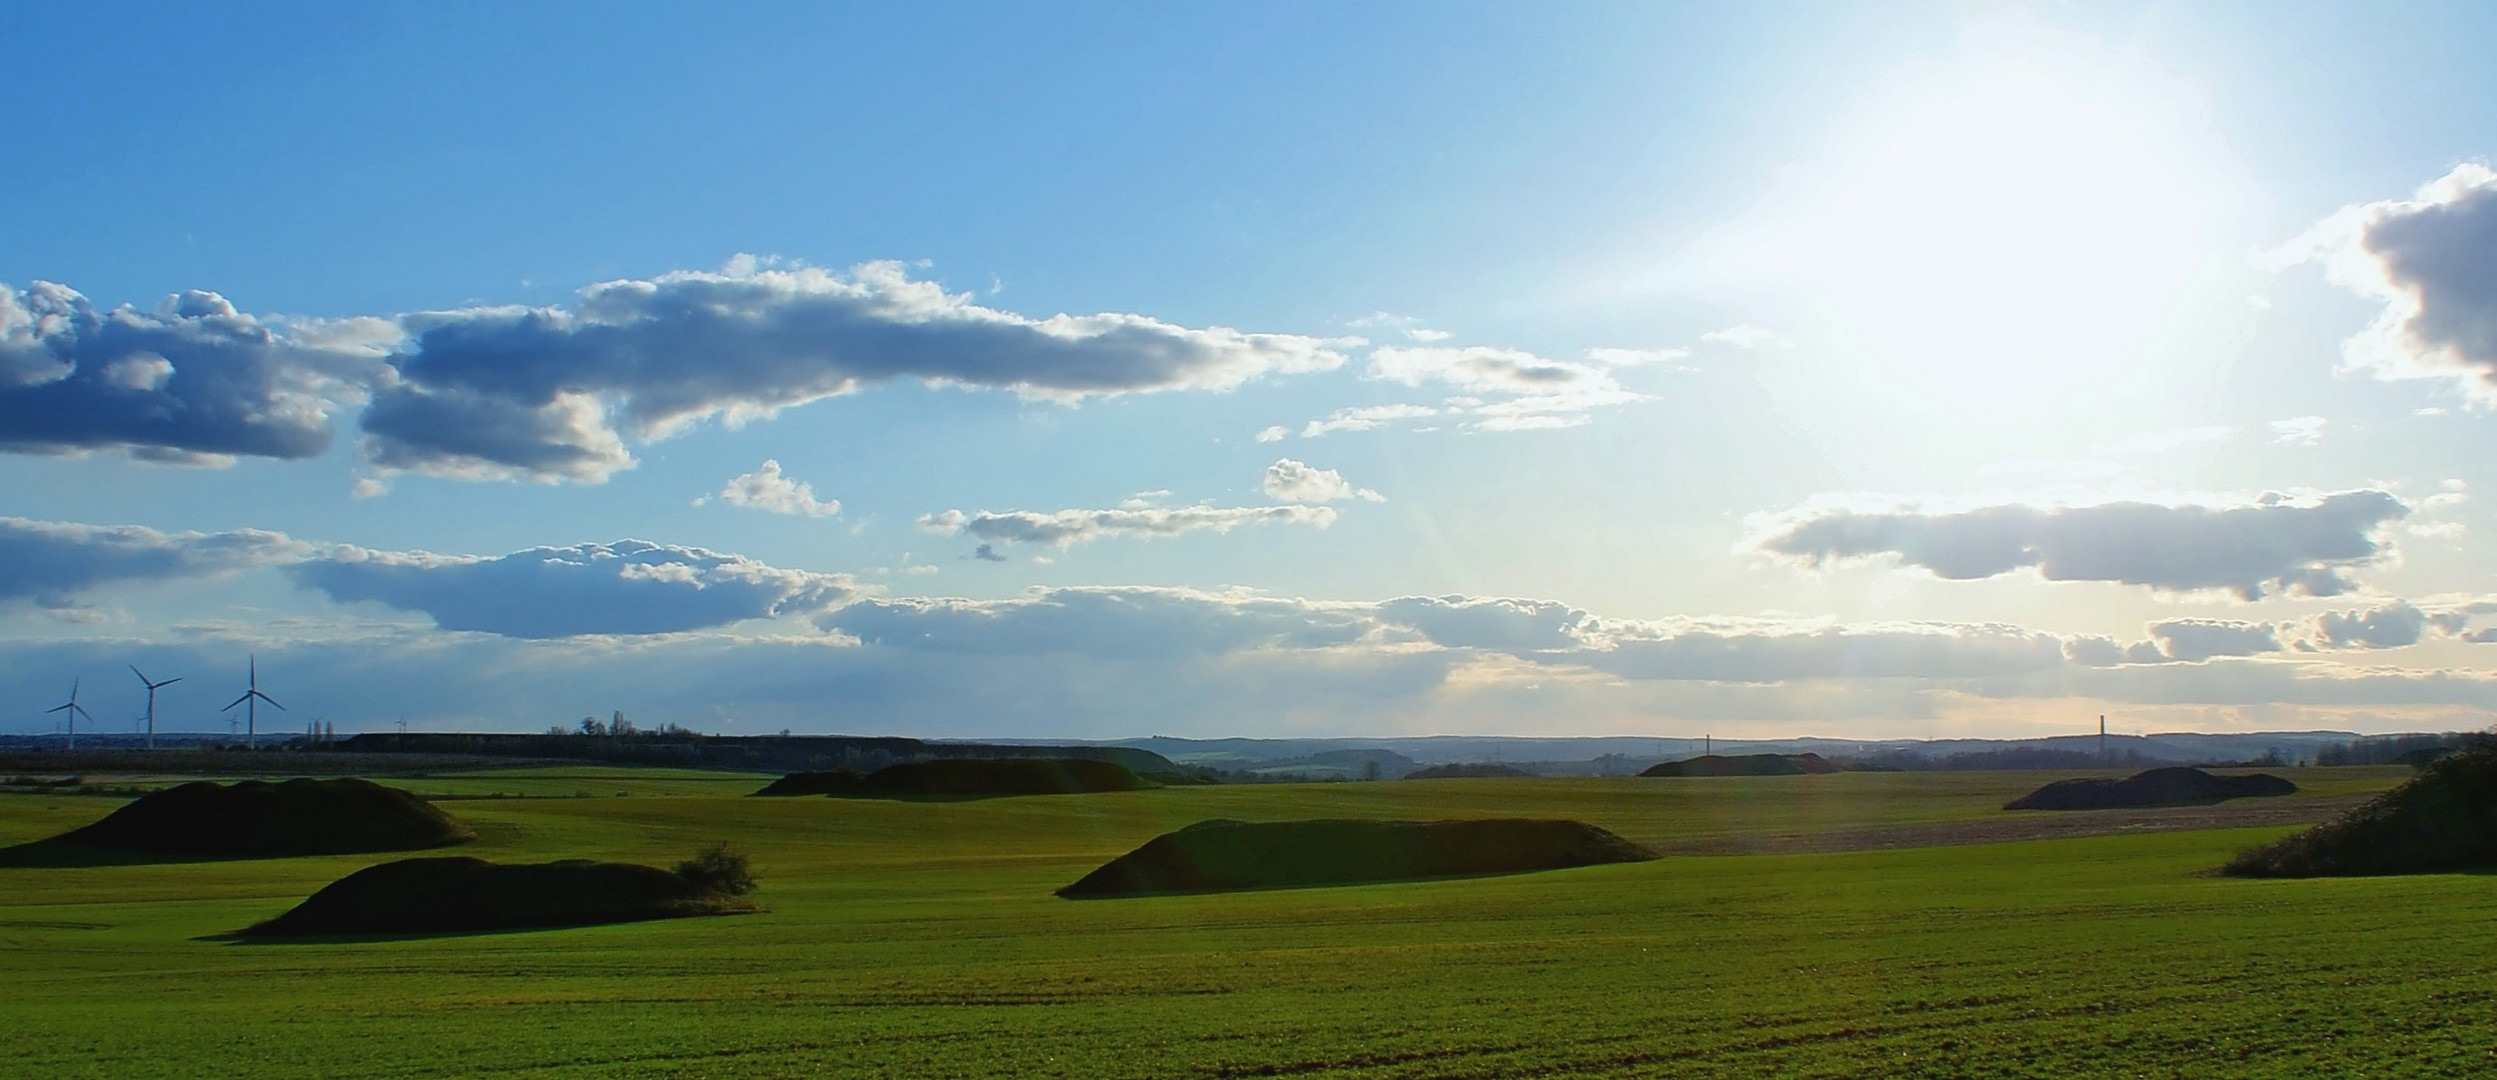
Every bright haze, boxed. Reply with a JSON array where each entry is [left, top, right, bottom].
[[7, 2, 2497, 741]]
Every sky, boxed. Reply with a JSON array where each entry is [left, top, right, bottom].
[[8, 0, 2497, 742]]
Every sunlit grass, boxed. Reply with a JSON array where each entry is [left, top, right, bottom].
[[1, 766, 2481, 1078]]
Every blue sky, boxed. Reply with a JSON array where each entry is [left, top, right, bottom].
[[10, 1, 2497, 741]]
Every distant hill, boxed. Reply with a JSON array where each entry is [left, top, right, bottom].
[[335, 732, 1179, 776]]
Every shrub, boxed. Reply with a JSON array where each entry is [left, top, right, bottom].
[[674, 843, 757, 896]]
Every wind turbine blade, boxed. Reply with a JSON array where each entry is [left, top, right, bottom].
[[259, 692, 288, 711], [161, 677, 183, 687], [223, 693, 251, 711], [46, 703, 71, 714], [71, 704, 91, 721], [130, 664, 150, 685]]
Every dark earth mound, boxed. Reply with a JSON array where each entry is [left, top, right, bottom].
[[1640, 753, 1837, 777], [1403, 763, 1534, 779], [2004, 767, 2296, 811], [242, 856, 754, 936], [2224, 744, 2497, 877], [47, 778, 472, 857], [756, 757, 1154, 798], [1058, 818, 1658, 898]]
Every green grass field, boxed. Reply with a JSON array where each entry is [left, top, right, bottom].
[[2, 766, 2489, 1078]]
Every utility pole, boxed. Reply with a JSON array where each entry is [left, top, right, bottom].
[[2099, 715, 2107, 767]]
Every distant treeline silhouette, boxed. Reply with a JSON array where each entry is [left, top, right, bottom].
[[2311, 731, 2496, 767]]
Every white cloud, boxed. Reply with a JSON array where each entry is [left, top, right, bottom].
[[2089, 424, 2235, 456], [1254, 425, 1289, 443], [1584, 346, 1691, 367], [2289, 163, 2497, 403], [1348, 311, 1448, 342], [290, 539, 863, 638], [703, 459, 840, 518], [1747, 489, 2411, 600], [359, 259, 1352, 482], [918, 504, 1338, 548], [2269, 416, 2328, 445], [1299, 403, 1440, 438], [1261, 459, 1382, 503], [1699, 323, 1784, 350]]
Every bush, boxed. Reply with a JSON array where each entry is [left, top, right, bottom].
[[674, 843, 757, 896]]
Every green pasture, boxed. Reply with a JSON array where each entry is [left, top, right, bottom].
[[1, 766, 2487, 1078]]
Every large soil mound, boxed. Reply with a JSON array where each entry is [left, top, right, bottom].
[[243, 856, 754, 936], [1640, 753, 1837, 777], [1058, 818, 1658, 898], [2004, 767, 2296, 811], [2224, 745, 2497, 877], [754, 758, 1154, 798], [54, 778, 473, 856]]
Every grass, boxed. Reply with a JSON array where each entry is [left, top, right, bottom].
[[2, 765, 2488, 1077]]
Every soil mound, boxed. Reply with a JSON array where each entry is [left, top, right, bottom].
[[52, 778, 472, 857], [759, 758, 1155, 798], [242, 856, 754, 936], [2004, 767, 2296, 811], [1058, 818, 1657, 898], [2224, 745, 2497, 877], [1640, 753, 1837, 777], [1403, 763, 1533, 779]]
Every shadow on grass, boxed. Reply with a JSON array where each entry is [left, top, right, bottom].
[[197, 908, 762, 945], [0, 839, 258, 869]]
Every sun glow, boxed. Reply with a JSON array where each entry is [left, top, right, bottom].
[[1732, 26, 2241, 409]]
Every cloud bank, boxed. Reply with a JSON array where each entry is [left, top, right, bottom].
[[1748, 490, 2410, 599], [0, 517, 311, 607], [918, 504, 1337, 549], [289, 540, 863, 638]]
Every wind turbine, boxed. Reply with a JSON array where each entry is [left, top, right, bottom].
[[222, 655, 284, 750], [47, 679, 93, 751], [130, 665, 181, 751]]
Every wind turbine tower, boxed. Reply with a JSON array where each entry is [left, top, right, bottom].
[[129, 665, 182, 751], [222, 655, 285, 750], [47, 679, 93, 751]]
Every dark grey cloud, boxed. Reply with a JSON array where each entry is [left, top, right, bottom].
[[1749, 490, 2410, 600], [2308, 601, 2431, 650], [0, 282, 388, 463], [918, 504, 1337, 548], [2148, 618, 2284, 662], [366, 261, 1350, 481], [2303, 164, 2497, 402], [0, 517, 310, 606], [290, 539, 863, 638]]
